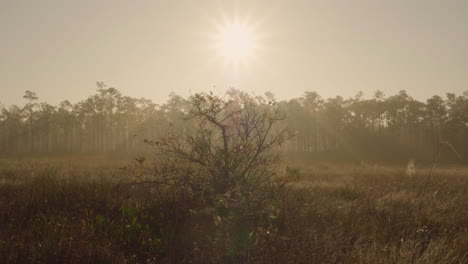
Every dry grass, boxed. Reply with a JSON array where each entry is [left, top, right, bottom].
[[0, 157, 467, 263], [271, 163, 468, 264]]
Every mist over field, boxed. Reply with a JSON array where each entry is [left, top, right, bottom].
[[2, 86, 468, 163], [1, 1, 468, 263]]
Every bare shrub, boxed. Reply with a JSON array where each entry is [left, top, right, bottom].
[[135, 90, 293, 262]]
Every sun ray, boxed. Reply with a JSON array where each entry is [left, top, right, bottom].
[[209, 18, 261, 68]]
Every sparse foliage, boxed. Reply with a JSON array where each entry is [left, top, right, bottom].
[[146, 91, 293, 192], [137, 91, 293, 261]]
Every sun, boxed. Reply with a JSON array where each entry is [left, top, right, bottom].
[[214, 22, 258, 65]]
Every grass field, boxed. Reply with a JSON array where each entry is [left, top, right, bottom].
[[0, 157, 467, 263]]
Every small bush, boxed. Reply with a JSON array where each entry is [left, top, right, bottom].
[[136, 91, 293, 262]]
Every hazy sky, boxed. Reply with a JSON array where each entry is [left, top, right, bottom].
[[1, 0, 467, 106]]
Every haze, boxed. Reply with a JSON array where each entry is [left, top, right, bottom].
[[1, 0, 468, 106]]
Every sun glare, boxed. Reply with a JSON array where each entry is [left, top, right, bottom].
[[215, 22, 258, 65]]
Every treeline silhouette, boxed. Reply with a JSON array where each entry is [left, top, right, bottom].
[[1, 83, 467, 163]]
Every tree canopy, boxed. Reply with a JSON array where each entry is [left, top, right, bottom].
[[1, 84, 467, 163]]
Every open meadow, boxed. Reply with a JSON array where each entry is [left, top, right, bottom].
[[3, 1, 468, 264], [1, 156, 466, 264]]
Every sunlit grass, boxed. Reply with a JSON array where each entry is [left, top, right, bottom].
[[0, 157, 467, 263]]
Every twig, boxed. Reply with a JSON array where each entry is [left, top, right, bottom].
[[419, 140, 464, 197]]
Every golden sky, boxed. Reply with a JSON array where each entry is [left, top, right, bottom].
[[1, 0, 467, 106]]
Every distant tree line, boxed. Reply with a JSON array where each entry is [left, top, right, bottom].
[[1, 83, 467, 163]]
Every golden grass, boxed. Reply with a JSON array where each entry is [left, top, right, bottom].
[[0, 157, 467, 263]]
